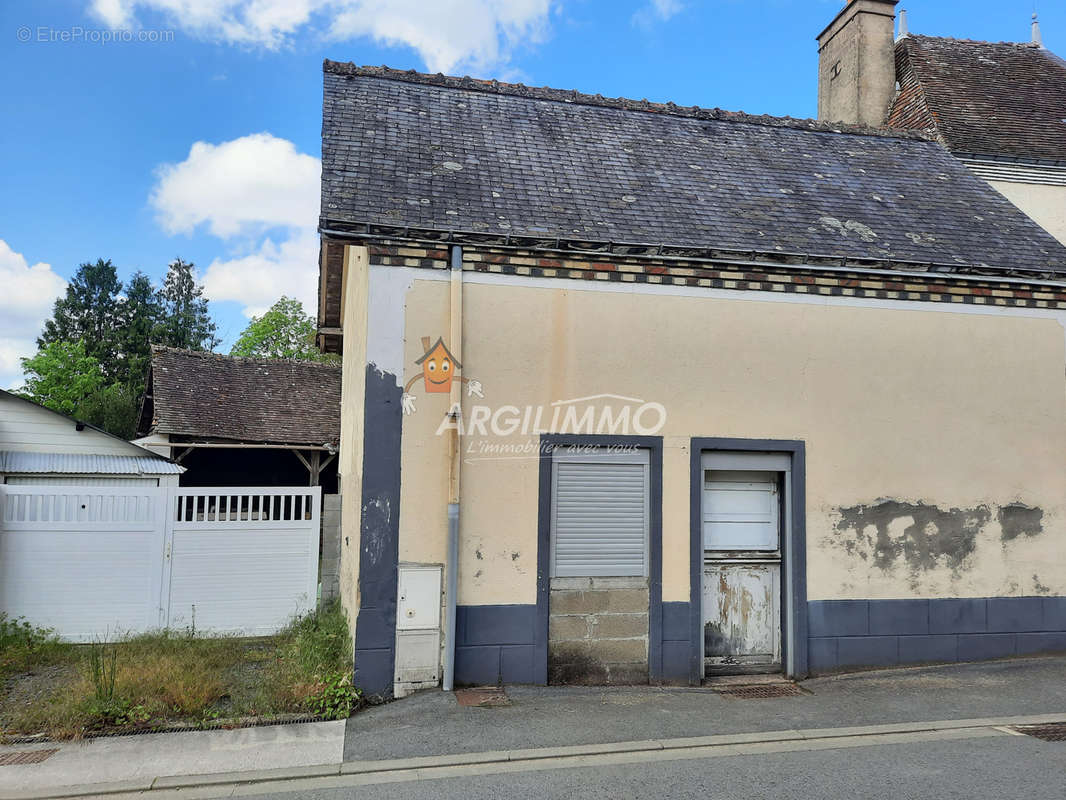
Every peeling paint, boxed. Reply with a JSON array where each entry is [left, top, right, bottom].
[[833, 500, 991, 575], [998, 503, 1044, 541]]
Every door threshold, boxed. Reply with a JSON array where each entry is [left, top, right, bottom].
[[703, 673, 789, 687], [704, 663, 783, 677]]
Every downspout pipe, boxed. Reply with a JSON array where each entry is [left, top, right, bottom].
[[442, 244, 463, 691]]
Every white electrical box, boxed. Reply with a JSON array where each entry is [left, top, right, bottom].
[[394, 565, 443, 697], [397, 565, 442, 631]]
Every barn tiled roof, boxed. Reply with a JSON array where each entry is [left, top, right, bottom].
[[142, 348, 341, 447], [888, 35, 1066, 163], [321, 62, 1066, 275]]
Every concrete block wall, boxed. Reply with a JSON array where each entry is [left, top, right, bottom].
[[548, 577, 649, 684], [319, 493, 342, 604]]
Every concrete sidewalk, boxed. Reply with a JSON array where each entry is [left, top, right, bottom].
[[0, 719, 345, 798], [344, 655, 1066, 761]]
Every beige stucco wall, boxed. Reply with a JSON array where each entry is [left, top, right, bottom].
[[989, 181, 1066, 249], [337, 246, 369, 641], [381, 270, 1066, 608]]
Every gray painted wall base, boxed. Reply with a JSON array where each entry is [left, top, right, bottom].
[[455, 605, 537, 685], [353, 367, 403, 697], [808, 597, 1066, 672]]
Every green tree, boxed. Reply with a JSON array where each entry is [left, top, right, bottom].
[[75, 384, 141, 440], [19, 341, 107, 417], [156, 258, 220, 352], [116, 270, 162, 392], [38, 259, 123, 381], [230, 296, 333, 361]]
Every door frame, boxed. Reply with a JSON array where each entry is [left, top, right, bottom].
[[689, 438, 807, 682], [536, 434, 664, 685]]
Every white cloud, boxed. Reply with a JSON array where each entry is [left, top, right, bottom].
[[0, 240, 67, 389], [151, 133, 319, 238], [89, 0, 552, 73], [201, 228, 319, 318], [150, 134, 320, 317], [632, 0, 682, 28]]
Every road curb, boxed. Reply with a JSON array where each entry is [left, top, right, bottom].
[[3, 712, 1064, 800]]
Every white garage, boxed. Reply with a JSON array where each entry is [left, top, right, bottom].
[[0, 390, 320, 640]]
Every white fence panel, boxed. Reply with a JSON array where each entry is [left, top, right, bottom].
[[0, 485, 321, 641], [0, 486, 165, 641], [165, 488, 320, 636]]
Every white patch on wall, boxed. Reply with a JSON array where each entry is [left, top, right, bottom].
[[367, 265, 419, 380]]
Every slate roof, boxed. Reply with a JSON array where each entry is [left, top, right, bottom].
[[140, 348, 341, 447], [321, 62, 1066, 276], [888, 36, 1066, 164]]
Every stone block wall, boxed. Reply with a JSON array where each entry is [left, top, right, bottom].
[[548, 577, 649, 684], [319, 493, 342, 603]]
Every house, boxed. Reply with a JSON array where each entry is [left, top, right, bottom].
[[1, 389, 182, 486], [319, 8, 1066, 698], [818, 0, 1066, 246], [134, 346, 343, 599]]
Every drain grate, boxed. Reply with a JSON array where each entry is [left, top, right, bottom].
[[714, 684, 809, 699], [1011, 723, 1066, 742], [455, 687, 511, 708], [0, 749, 59, 766]]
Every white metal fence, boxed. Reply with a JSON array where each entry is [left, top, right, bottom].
[[0, 485, 320, 641]]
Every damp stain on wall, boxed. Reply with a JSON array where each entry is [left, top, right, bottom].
[[998, 503, 1044, 542], [833, 500, 991, 575], [829, 499, 1047, 588]]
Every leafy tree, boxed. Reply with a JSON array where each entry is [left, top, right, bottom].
[[231, 296, 334, 362], [38, 259, 123, 381], [19, 341, 107, 417], [75, 384, 141, 440], [156, 258, 220, 352]]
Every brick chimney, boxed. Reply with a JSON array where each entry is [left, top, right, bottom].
[[817, 0, 900, 126]]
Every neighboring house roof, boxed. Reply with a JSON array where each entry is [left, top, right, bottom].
[[0, 451, 183, 475], [0, 389, 181, 467], [888, 35, 1066, 163], [320, 62, 1066, 276], [139, 347, 342, 447]]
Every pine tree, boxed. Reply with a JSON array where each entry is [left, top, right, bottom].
[[116, 271, 163, 391], [38, 259, 123, 381], [157, 258, 220, 351]]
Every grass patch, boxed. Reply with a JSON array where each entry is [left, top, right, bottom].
[[0, 614, 74, 682], [0, 603, 361, 740]]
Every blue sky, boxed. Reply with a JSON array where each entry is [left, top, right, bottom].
[[1, 0, 1061, 388]]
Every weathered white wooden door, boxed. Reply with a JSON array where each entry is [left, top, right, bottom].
[[702, 468, 782, 672]]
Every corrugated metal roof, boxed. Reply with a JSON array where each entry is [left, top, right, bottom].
[[0, 451, 184, 475]]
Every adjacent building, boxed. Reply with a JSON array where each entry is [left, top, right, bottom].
[[322, 6, 1066, 697], [819, 0, 1066, 246]]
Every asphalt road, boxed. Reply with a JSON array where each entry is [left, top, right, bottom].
[[247, 732, 1065, 800]]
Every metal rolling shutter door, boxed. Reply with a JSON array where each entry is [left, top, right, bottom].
[[552, 460, 648, 577]]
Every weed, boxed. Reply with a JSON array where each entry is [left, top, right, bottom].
[[305, 672, 362, 720]]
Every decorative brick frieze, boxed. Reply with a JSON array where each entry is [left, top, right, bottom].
[[357, 239, 1066, 309]]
